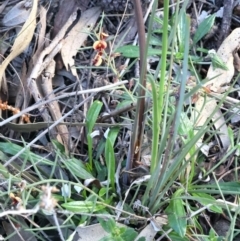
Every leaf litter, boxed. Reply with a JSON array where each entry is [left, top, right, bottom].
[[1, 0, 240, 240]]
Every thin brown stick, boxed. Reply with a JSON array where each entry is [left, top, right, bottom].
[[124, 0, 147, 184]]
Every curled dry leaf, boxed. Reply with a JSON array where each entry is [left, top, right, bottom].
[[0, 0, 38, 96]]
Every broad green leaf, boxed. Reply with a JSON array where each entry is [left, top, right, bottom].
[[120, 227, 138, 240], [98, 218, 116, 233], [165, 190, 186, 237], [149, 35, 162, 46], [106, 127, 119, 145], [0, 142, 53, 165], [64, 158, 93, 179], [62, 201, 104, 212], [99, 187, 107, 197], [193, 14, 216, 44], [104, 127, 119, 193], [86, 100, 103, 132], [86, 100, 103, 169], [192, 193, 222, 213]]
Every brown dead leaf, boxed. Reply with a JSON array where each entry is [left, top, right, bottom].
[[203, 28, 240, 93], [61, 7, 101, 77], [193, 29, 240, 156], [0, 0, 38, 98]]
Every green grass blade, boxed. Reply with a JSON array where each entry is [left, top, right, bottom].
[[0, 142, 53, 166], [193, 14, 216, 44], [86, 100, 103, 132], [86, 100, 103, 169], [149, 75, 160, 174], [105, 127, 119, 196], [165, 189, 186, 237], [64, 158, 93, 180]]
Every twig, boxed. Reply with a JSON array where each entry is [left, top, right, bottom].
[[3, 94, 95, 167], [0, 80, 128, 127], [0, 205, 39, 218], [123, 0, 147, 184], [27, 11, 77, 119]]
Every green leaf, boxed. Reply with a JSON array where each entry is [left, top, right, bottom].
[[86, 100, 103, 133], [116, 100, 134, 110], [192, 193, 222, 213], [86, 131, 97, 168], [152, 15, 171, 33], [107, 127, 119, 145], [51, 140, 65, 153], [0, 142, 53, 166], [227, 126, 234, 148], [0, 160, 21, 181], [168, 233, 189, 241], [149, 35, 162, 46], [105, 138, 116, 192], [63, 158, 93, 179], [98, 218, 116, 233], [209, 51, 228, 70], [62, 201, 104, 213], [190, 182, 240, 195], [165, 190, 186, 237], [115, 45, 161, 58], [136, 238, 146, 241], [120, 227, 138, 241], [86, 100, 103, 169], [193, 14, 216, 44], [99, 237, 115, 241], [177, 12, 188, 52], [104, 128, 119, 193], [178, 112, 194, 138]]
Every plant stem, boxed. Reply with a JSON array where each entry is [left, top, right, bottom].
[[123, 0, 147, 184], [150, 0, 170, 173]]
